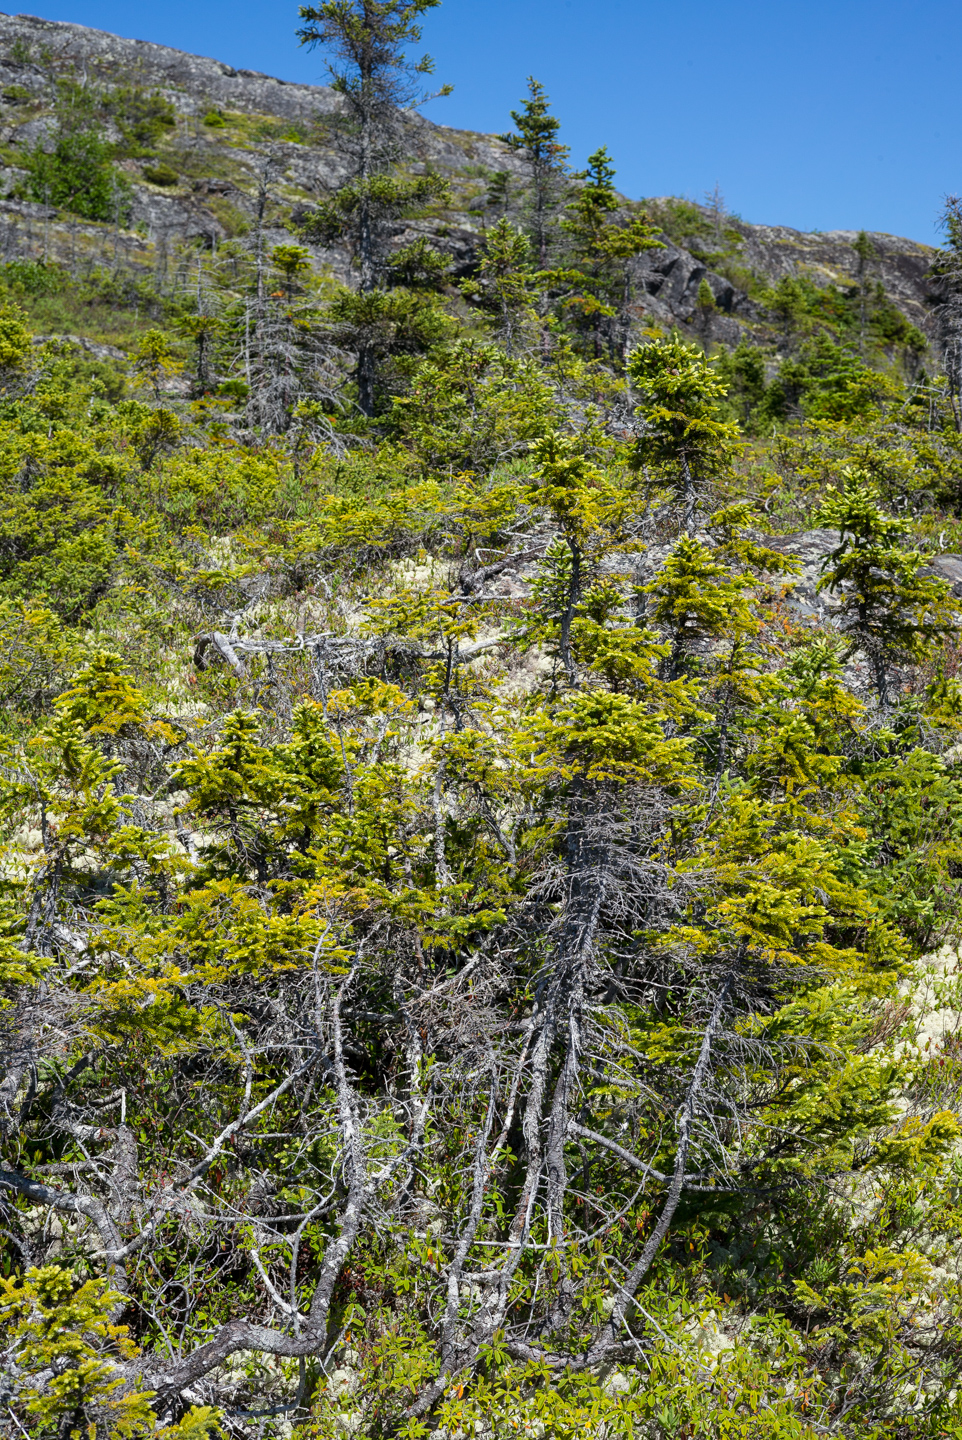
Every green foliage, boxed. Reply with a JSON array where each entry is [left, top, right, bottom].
[[271, 242, 315, 298], [629, 335, 741, 528], [23, 125, 130, 221], [500, 76, 566, 171], [460, 218, 536, 350], [761, 333, 900, 423], [300, 170, 450, 251], [0, 1264, 224, 1438], [21, 84, 132, 222], [714, 338, 768, 426], [106, 85, 178, 151], [499, 76, 570, 268], [143, 162, 179, 187], [0, 1265, 156, 1437], [848, 746, 962, 947], [132, 327, 183, 399], [327, 284, 453, 410], [757, 268, 928, 366], [385, 235, 451, 291], [0, 259, 68, 297], [0, 298, 34, 383], [0, 39, 960, 1440], [816, 470, 957, 702], [556, 146, 663, 360], [386, 339, 557, 471]]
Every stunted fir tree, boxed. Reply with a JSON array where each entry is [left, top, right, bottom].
[[297, 0, 452, 414], [629, 336, 740, 532], [460, 218, 536, 354], [816, 470, 956, 705], [852, 229, 876, 355]]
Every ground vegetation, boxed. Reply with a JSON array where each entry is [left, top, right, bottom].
[[0, 8, 961, 1440]]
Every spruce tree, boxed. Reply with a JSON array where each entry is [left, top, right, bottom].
[[852, 229, 876, 355], [816, 470, 956, 705], [460, 218, 535, 354], [297, 0, 451, 413], [933, 195, 962, 430], [500, 77, 569, 267], [695, 275, 716, 347], [562, 147, 663, 363], [628, 336, 740, 531], [646, 534, 757, 680]]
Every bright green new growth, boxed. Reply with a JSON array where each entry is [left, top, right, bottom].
[[0, 1266, 220, 1438], [629, 335, 741, 530]]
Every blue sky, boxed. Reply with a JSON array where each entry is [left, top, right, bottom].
[[21, 0, 960, 244]]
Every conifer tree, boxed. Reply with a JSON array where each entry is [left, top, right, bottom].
[[5, 24, 962, 1435], [647, 533, 757, 680], [817, 470, 956, 705], [296, 0, 451, 413], [852, 229, 876, 355], [271, 242, 314, 301], [523, 431, 621, 683], [628, 336, 740, 531], [562, 147, 663, 362], [485, 168, 512, 218], [933, 195, 962, 430], [460, 218, 535, 353], [695, 275, 716, 347], [500, 77, 569, 267]]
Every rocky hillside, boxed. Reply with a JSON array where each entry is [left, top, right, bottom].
[[0, 10, 938, 356]]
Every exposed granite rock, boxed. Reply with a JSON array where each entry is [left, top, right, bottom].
[[729, 221, 935, 334], [0, 11, 525, 176], [926, 553, 962, 596], [0, 11, 528, 280], [0, 11, 343, 121], [642, 200, 936, 340], [32, 330, 126, 359], [765, 528, 842, 622], [766, 530, 962, 628], [9, 111, 52, 148], [629, 239, 758, 342]]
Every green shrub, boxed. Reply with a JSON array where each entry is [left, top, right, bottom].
[[155, 449, 287, 526], [217, 377, 249, 402], [23, 128, 131, 223], [106, 85, 177, 150], [204, 195, 249, 236], [0, 260, 67, 296], [143, 162, 179, 187], [760, 334, 899, 423]]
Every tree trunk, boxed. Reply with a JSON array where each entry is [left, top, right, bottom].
[[559, 537, 582, 684], [357, 343, 376, 417]]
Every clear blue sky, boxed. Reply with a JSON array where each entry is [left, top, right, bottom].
[[17, 0, 959, 243]]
